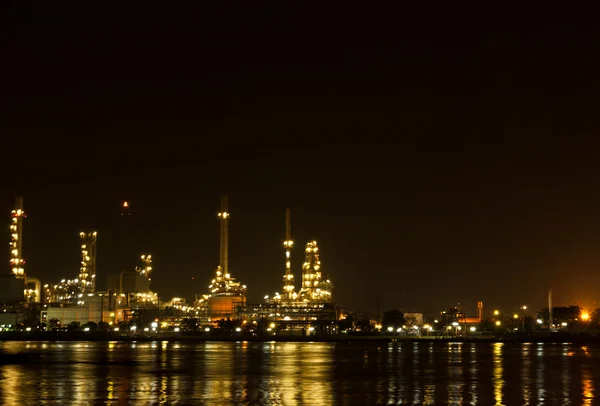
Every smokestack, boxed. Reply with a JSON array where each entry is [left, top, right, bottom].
[[477, 301, 483, 321], [218, 196, 229, 274], [286, 208, 291, 245], [548, 289, 553, 330], [15, 196, 23, 211]]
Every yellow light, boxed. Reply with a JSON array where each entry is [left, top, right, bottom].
[[495, 321, 501, 326], [494, 310, 499, 316], [123, 201, 129, 208], [513, 314, 518, 319], [582, 312, 590, 321]]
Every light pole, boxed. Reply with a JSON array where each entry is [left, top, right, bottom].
[[520, 305, 527, 332]]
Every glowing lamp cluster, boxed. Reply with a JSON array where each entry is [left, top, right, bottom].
[[79, 231, 97, 293], [9, 198, 26, 277], [268, 210, 334, 305], [137, 254, 153, 280]]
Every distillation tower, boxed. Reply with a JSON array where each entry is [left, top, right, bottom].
[[282, 208, 296, 300], [195, 196, 247, 321], [9, 196, 26, 278], [7, 196, 41, 302], [297, 241, 333, 302], [79, 232, 97, 293]]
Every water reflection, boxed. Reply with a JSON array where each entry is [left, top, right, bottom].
[[412, 342, 420, 405], [448, 342, 465, 404], [492, 342, 504, 405], [582, 363, 594, 405], [562, 343, 571, 404], [468, 343, 478, 405], [1, 341, 600, 404], [536, 342, 546, 404], [521, 343, 532, 405], [1, 365, 23, 405], [423, 342, 435, 405]]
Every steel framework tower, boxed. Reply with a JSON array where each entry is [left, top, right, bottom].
[[298, 241, 321, 300], [297, 240, 333, 302], [79, 231, 97, 293], [282, 208, 296, 300], [9, 196, 26, 278]]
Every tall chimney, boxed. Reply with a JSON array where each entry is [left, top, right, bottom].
[[477, 301, 483, 321], [218, 196, 229, 274], [548, 289, 553, 330]]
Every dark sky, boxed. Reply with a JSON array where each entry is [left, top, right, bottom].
[[1, 4, 599, 318]]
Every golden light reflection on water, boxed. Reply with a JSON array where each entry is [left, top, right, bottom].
[[412, 342, 421, 405], [536, 343, 546, 404], [468, 343, 478, 405], [202, 342, 234, 404], [158, 375, 168, 405], [385, 342, 405, 405], [582, 365, 594, 405], [521, 343, 532, 405], [447, 342, 464, 405], [1, 365, 23, 405], [73, 346, 95, 402], [273, 343, 303, 404], [2, 340, 600, 404], [107, 377, 115, 402], [492, 342, 504, 406], [562, 343, 571, 404], [297, 343, 333, 405], [422, 343, 435, 406]]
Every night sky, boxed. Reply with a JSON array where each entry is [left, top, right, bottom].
[[1, 4, 599, 318]]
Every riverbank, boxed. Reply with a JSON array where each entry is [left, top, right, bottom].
[[0, 331, 599, 344]]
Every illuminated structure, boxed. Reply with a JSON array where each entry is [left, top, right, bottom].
[[44, 279, 79, 304], [4, 196, 41, 303], [43, 232, 97, 305], [121, 201, 130, 216], [195, 196, 247, 322], [79, 232, 97, 293], [131, 253, 156, 304], [137, 254, 152, 280], [9, 196, 25, 278], [297, 241, 333, 302], [282, 208, 296, 301], [105, 253, 158, 307]]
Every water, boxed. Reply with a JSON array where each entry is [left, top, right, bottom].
[[0, 340, 597, 405]]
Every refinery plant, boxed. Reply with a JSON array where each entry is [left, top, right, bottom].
[[191, 196, 343, 335], [0, 195, 348, 336], [0, 195, 538, 340]]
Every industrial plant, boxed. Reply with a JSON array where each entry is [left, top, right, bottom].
[[0, 195, 350, 337], [0, 195, 573, 340], [190, 196, 345, 336]]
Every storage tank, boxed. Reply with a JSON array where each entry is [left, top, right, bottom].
[[208, 294, 246, 320]]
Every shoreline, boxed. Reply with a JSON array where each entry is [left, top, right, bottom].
[[0, 332, 598, 344]]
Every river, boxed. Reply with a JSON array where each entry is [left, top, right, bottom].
[[0, 340, 596, 404]]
